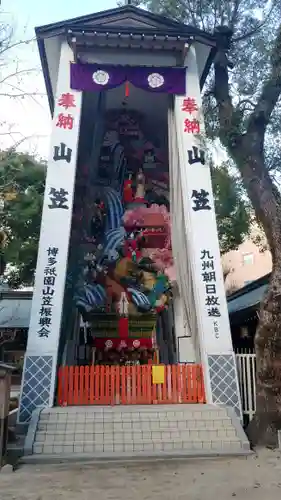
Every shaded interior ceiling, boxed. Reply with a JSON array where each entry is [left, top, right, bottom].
[[77, 84, 169, 194], [105, 84, 169, 186], [106, 83, 169, 137]]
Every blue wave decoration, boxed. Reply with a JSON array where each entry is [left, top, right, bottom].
[[127, 287, 152, 312], [75, 183, 126, 313]]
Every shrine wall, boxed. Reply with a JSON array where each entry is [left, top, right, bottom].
[[44, 36, 63, 101], [193, 42, 212, 86], [80, 49, 178, 68]]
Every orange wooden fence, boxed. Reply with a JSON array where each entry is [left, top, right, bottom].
[[57, 364, 205, 406]]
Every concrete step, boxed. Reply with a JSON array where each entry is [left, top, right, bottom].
[[35, 425, 237, 436], [37, 420, 233, 431], [40, 404, 228, 411], [38, 410, 231, 423], [39, 407, 229, 417], [33, 438, 244, 455], [24, 404, 250, 461], [39, 413, 231, 421], [34, 434, 240, 446], [35, 429, 238, 444], [21, 448, 252, 465]]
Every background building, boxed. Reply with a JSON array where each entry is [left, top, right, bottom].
[[222, 237, 272, 293]]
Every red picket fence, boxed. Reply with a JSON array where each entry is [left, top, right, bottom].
[[57, 364, 206, 406]]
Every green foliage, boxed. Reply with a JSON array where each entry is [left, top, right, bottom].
[[212, 164, 250, 253], [0, 151, 45, 287]]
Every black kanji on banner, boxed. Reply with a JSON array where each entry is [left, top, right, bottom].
[[200, 248, 221, 322], [38, 327, 50, 338], [37, 247, 59, 338], [205, 284, 216, 295], [47, 247, 59, 256], [206, 295, 219, 306], [201, 250, 213, 260], [202, 271, 216, 282], [48, 188, 69, 210], [208, 307, 221, 318], [42, 296, 53, 306], [191, 189, 211, 211], [53, 142, 72, 163], [188, 146, 205, 165]]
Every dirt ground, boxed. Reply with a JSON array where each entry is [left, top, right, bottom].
[[1, 449, 281, 500]]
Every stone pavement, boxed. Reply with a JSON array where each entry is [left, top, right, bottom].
[[1, 449, 281, 500]]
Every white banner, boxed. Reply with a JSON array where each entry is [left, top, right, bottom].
[[26, 41, 82, 355], [174, 45, 233, 355]]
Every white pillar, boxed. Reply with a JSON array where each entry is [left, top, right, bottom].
[[174, 45, 242, 416], [18, 42, 82, 422]]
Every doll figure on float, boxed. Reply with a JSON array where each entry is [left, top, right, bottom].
[[124, 231, 145, 263], [83, 198, 106, 244], [128, 167, 147, 208], [98, 129, 126, 189], [123, 173, 133, 205], [143, 145, 156, 171], [135, 167, 145, 200]]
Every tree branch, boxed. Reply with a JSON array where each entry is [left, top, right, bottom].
[[247, 23, 281, 136], [238, 98, 255, 108], [229, 0, 241, 32], [178, 0, 198, 25], [0, 68, 39, 85], [0, 37, 35, 57], [213, 28, 237, 143], [233, 0, 277, 43], [197, 0, 207, 31]]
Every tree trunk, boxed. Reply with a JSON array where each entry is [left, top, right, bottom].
[[248, 265, 281, 447], [213, 23, 281, 447], [229, 136, 281, 446]]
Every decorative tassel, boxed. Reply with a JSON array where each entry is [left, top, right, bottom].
[[125, 81, 130, 97]]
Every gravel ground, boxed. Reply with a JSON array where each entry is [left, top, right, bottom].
[[1, 449, 281, 500]]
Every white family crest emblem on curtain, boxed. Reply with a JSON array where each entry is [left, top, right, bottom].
[[147, 73, 164, 88], [92, 70, 110, 85]]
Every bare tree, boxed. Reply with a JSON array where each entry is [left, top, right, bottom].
[[0, 12, 45, 151]]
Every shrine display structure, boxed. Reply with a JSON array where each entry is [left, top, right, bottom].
[[18, 5, 242, 423]]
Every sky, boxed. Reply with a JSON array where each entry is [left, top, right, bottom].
[[0, 0, 118, 158]]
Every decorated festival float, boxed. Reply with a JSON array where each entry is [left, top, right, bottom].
[[18, 4, 243, 425], [73, 110, 175, 366]]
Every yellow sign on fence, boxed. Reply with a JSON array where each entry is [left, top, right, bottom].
[[152, 365, 165, 384]]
